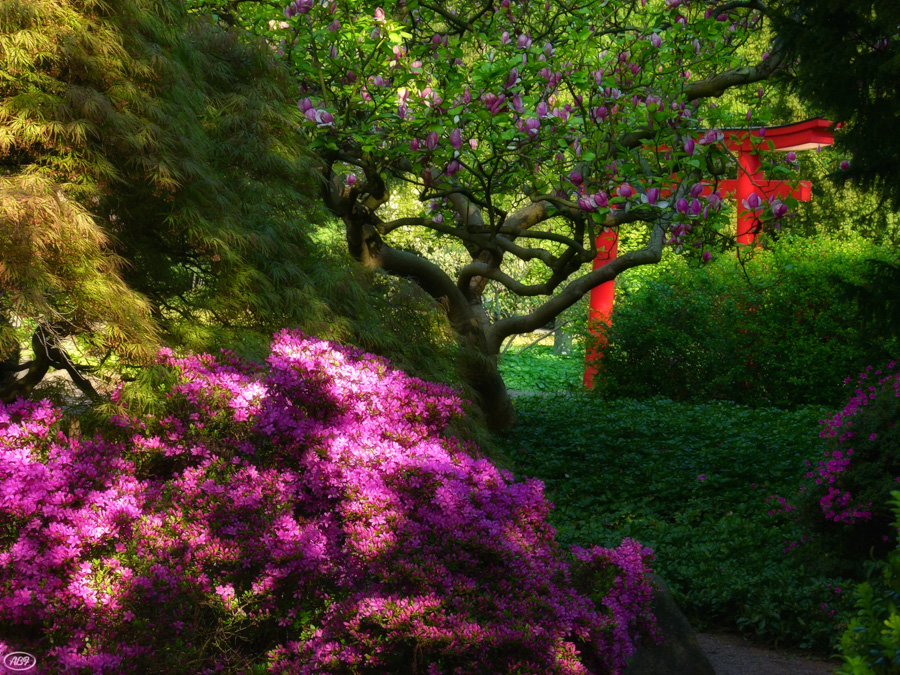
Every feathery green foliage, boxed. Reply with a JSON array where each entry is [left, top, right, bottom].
[[0, 0, 465, 404]]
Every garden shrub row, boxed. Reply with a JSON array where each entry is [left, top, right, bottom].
[[592, 235, 898, 408]]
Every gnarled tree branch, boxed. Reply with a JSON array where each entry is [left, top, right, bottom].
[[484, 219, 669, 352]]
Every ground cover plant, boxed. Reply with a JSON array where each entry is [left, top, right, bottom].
[[498, 394, 859, 649], [0, 331, 659, 674], [499, 344, 586, 393]]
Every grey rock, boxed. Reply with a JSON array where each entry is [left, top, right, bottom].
[[627, 574, 716, 675]]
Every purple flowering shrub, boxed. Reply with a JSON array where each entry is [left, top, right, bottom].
[[796, 360, 900, 559], [1, 330, 656, 674]]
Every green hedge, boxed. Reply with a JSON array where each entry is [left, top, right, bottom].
[[591, 235, 899, 407]]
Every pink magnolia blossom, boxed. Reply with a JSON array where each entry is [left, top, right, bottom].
[[523, 118, 540, 138], [742, 192, 763, 211]]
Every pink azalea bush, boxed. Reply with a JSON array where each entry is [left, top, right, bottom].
[[0, 330, 656, 674], [796, 360, 900, 554]]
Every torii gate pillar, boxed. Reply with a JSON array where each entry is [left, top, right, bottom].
[[735, 151, 763, 245], [582, 228, 618, 388]]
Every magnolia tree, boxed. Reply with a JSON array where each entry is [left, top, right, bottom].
[[211, 0, 794, 428]]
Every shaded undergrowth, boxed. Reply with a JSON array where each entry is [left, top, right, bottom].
[[498, 394, 857, 650]]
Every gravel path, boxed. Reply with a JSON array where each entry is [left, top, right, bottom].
[[697, 633, 842, 675]]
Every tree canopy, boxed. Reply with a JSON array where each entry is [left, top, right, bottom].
[[773, 0, 900, 208], [6, 0, 891, 427], [195, 0, 809, 427]]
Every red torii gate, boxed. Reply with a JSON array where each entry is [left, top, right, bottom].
[[583, 118, 835, 388]]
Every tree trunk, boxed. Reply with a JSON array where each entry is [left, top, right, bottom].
[[0, 330, 51, 404], [457, 336, 517, 433], [553, 327, 573, 356], [343, 211, 517, 430]]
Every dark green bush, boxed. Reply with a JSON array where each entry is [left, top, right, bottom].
[[838, 492, 900, 675], [592, 235, 899, 407]]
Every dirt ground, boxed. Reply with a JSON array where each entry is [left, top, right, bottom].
[[697, 633, 843, 675]]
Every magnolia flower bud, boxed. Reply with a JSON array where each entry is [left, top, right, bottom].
[[617, 184, 634, 199]]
